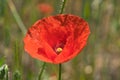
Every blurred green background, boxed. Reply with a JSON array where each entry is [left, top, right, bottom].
[[0, 0, 120, 80]]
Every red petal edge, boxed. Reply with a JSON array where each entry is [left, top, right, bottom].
[[23, 14, 90, 64]]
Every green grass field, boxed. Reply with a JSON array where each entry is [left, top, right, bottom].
[[0, 0, 120, 80]]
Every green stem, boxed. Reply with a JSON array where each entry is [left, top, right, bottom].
[[38, 62, 46, 80], [6, 0, 27, 35], [58, 0, 67, 80], [58, 64, 62, 80], [6, 71, 8, 80], [60, 0, 67, 14]]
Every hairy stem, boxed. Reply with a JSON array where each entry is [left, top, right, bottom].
[[38, 62, 46, 80], [7, 0, 27, 35], [58, 0, 67, 80], [58, 64, 62, 80], [60, 0, 67, 14]]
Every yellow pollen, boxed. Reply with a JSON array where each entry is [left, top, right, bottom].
[[56, 47, 62, 53]]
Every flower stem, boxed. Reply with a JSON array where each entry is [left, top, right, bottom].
[[58, 0, 67, 80], [58, 64, 62, 80], [60, 0, 67, 14], [38, 62, 46, 80], [6, 0, 27, 35]]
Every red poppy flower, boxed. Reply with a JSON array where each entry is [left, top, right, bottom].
[[24, 14, 90, 64], [38, 3, 53, 14]]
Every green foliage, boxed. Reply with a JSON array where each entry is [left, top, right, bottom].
[[4, 26, 11, 47], [82, 0, 91, 20], [0, 64, 8, 80], [0, 0, 120, 80], [0, 0, 5, 17], [13, 70, 21, 80], [0, 57, 5, 67]]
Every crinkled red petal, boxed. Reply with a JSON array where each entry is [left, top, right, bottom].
[[24, 14, 90, 64]]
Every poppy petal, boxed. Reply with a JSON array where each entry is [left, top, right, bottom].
[[24, 14, 90, 64]]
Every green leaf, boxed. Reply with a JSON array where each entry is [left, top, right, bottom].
[[0, 64, 8, 79]]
